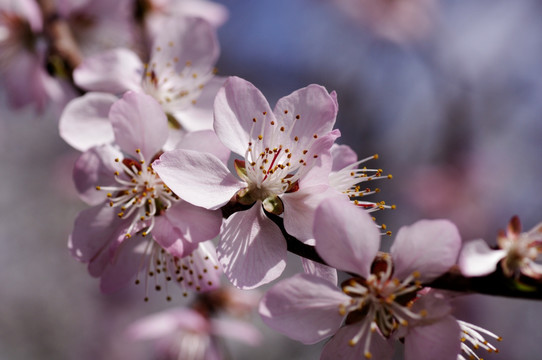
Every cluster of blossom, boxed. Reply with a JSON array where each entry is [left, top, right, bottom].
[[3, 1, 542, 359]]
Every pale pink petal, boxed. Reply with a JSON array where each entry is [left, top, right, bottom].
[[295, 129, 340, 188], [126, 308, 208, 340], [409, 290, 453, 324], [174, 76, 227, 132], [73, 48, 143, 93], [404, 316, 461, 360], [100, 233, 148, 293], [87, 245, 112, 277], [218, 205, 286, 289], [281, 185, 333, 242], [153, 149, 245, 210], [213, 76, 274, 156], [172, 240, 222, 293], [302, 258, 338, 285], [13, 0, 43, 31], [321, 324, 394, 360], [73, 144, 123, 205], [68, 204, 126, 262], [273, 84, 337, 154], [109, 91, 168, 159], [149, 16, 219, 77], [330, 143, 358, 172], [524, 261, 542, 279], [67, 0, 134, 56], [259, 273, 348, 344], [458, 239, 506, 277], [210, 318, 262, 346], [314, 197, 381, 277], [175, 129, 230, 165], [391, 220, 462, 283], [169, 0, 229, 28], [153, 201, 222, 257], [152, 216, 186, 257], [2, 51, 64, 111], [59, 92, 117, 151]]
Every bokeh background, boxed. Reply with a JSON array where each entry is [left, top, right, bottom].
[[1, 0, 542, 358]]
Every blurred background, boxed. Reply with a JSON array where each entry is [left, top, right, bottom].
[[1, 0, 542, 358]]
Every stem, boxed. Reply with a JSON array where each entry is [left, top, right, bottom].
[[264, 209, 542, 301]]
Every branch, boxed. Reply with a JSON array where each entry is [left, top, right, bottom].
[[265, 209, 542, 301]]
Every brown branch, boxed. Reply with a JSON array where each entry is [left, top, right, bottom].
[[265, 208, 542, 300]]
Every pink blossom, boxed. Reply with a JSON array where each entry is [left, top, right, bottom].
[[154, 76, 339, 289], [140, 0, 229, 42], [330, 0, 437, 44], [126, 303, 261, 360], [259, 197, 463, 359], [60, 16, 222, 151], [0, 0, 67, 112], [56, 0, 134, 56], [68, 91, 224, 297], [459, 215, 542, 279]]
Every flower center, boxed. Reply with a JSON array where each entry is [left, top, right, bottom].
[[235, 112, 324, 209], [96, 148, 179, 238], [339, 255, 423, 358], [141, 51, 215, 115]]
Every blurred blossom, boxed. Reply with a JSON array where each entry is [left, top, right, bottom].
[[0, 0, 67, 112], [60, 15, 222, 151], [459, 216, 542, 280], [137, 0, 228, 42], [55, 0, 134, 56], [329, 0, 437, 43], [126, 288, 262, 360]]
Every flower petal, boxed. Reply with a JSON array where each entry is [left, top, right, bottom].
[[314, 197, 381, 277], [302, 258, 338, 286], [273, 84, 337, 155], [172, 240, 222, 293], [73, 48, 143, 93], [168, 0, 229, 28], [109, 91, 168, 160], [210, 318, 262, 346], [59, 92, 117, 151], [175, 129, 230, 165], [150, 16, 219, 79], [404, 316, 461, 360], [153, 201, 222, 257], [68, 204, 126, 263], [259, 273, 348, 344], [213, 76, 274, 156], [153, 149, 244, 210], [281, 185, 335, 242], [321, 324, 394, 360], [126, 308, 208, 340], [73, 144, 123, 205], [173, 76, 227, 132], [99, 233, 148, 293], [330, 144, 358, 172], [391, 220, 462, 282], [458, 239, 506, 277], [218, 205, 286, 289]]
